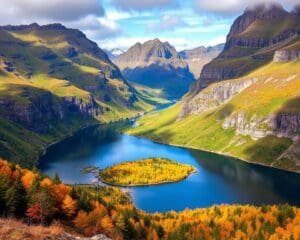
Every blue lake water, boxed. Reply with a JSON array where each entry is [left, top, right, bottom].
[[39, 123, 300, 212]]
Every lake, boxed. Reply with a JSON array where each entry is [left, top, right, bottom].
[[39, 123, 300, 212]]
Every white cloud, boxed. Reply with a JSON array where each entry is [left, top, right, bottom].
[[111, 0, 178, 12], [66, 15, 122, 40], [194, 0, 300, 16], [0, 0, 104, 23], [0, 0, 122, 41], [147, 15, 187, 32], [105, 10, 133, 21]]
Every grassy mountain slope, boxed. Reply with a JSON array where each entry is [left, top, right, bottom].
[[127, 4, 300, 172], [0, 23, 157, 167], [126, 57, 300, 172]]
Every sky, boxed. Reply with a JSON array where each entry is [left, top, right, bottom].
[[0, 0, 299, 51]]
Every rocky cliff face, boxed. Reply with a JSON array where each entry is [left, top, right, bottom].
[[0, 89, 101, 133], [191, 3, 300, 94], [226, 3, 288, 39], [273, 49, 300, 62], [223, 112, 300, 141], [179, 3, 300, 143], [180, 78, 257, 118]]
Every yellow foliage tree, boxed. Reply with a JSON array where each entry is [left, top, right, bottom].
[[62, 195, 77, 217]]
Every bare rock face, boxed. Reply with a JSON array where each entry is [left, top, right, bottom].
[[191, 3, 300, 94], [0, 89, 101, 133], [180, 78, 257, 118], [56, 233, 112, 240], [222, 112, 300, 140], [225, 3, 288, 48], [273, 50, 300, 62]]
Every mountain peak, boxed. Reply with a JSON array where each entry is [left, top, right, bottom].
[[118, 38, 179, 63], [227, 2, 288, 40], [145, 38, 163, 46], [244, 2, 287, 18]]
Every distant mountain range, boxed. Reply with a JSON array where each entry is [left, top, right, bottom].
[[114, 38, 194, 99], [127, 3, 300, 172], [179, 44, 224, 78]]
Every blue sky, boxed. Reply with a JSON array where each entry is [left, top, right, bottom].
[[0, 0, 299, 51], [98, 0, 232, 50]]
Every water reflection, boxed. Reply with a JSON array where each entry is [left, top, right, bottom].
[[39, 123, 300, 212]]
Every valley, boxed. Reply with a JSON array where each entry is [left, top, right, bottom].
[[127, 4, 300, 173], [0, 1, 300, 239]]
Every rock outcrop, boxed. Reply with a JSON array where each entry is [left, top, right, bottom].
[[180, 78, 257, 118], [179, 3, 300, 143], [59, 233, 112, 240], [222, 112, 300, 141], [0, 88, 101, 133], [273, 49, 300, 62]]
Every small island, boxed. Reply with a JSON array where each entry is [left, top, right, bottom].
[[98, 158, 197, 186]]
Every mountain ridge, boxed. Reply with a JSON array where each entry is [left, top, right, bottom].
[[191, 2, 300, 93]]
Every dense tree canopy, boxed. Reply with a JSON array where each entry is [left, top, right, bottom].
[[99, 158, 197, 186]]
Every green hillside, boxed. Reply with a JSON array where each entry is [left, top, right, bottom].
[[126, 60, 300, 172], [127, 5, 300, 172], [0, 23, 158, 167]]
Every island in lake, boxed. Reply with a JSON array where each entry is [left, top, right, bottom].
[[98, 158, 197, 186]]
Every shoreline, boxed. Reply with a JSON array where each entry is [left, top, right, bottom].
[[128, 134, 300, 174], [38, 101, 171, 164], [39, 122, 100, 159], [98, 169, 198, 187], [37, 114, 300, 175]]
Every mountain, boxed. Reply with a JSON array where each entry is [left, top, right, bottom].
[[0, 23, 154, 167], [114, 38, 194, 99], [126, 3, 300, 172], [104, 48, 125, 60], [192, 2, 299, 93], [179, 43, 224, 78]]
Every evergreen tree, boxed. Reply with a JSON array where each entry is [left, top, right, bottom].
[[0, 173, 9, 214], [52, 173, 61, 184], [78, 191, 91, 212], [5, 186, 17, 216], [5, 175, 27, 217]]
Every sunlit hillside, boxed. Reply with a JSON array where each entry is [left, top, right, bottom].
[[127, 60, 300, 171]]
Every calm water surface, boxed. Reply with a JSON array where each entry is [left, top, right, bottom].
[[39, 123, 300, 212]]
